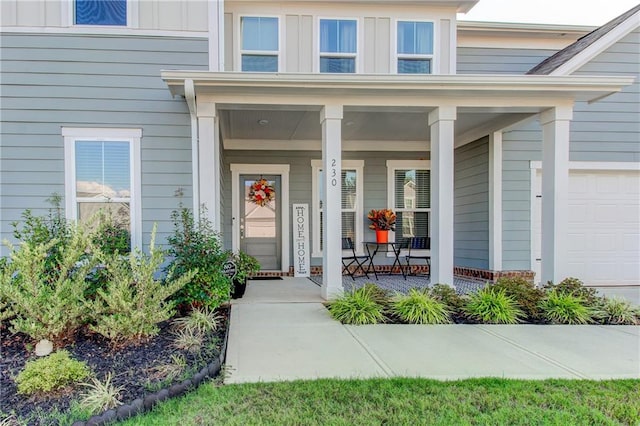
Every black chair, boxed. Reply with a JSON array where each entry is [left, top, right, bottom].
[[342, 237, 370, 280], [404, 236, 431, 279]]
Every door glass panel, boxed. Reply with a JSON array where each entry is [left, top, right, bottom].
[[244, 178, 276, 238]]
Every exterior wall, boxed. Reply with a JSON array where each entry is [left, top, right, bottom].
[[0, 0, 208, 32], [222, 150, 429, 266], [457, 47, 556, 74], [454, 137, 489, 269], [224, 1, 457, 74], [0, 32, 208, 253]]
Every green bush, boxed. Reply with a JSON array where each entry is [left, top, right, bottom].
[[16, 350, 90, 394], [328, 286, 386, 325], [0, 225, 96, 343], [595, 297, 639, 325], [491, 277, 544, 322], [89, 225, 196, 343], [465, 287, 524, 324], [539, 290, 593, 325], [166, 205, 231, 309], [392, 289, 451, 324], [89, 208, 131, 255], [544, 277, 601, 307], [429, 284, 466, 320]]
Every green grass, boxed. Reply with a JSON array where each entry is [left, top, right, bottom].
[[120, 378, 640, 425]]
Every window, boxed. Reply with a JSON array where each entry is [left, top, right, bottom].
[[75, 0, 127, 26], [319, 19, 357, 73], [241, 17, 279, 72], [387, 160, 431, 246], [63, 128, 141, 248], [311, 160, 364, 256], [396, 21, 434, 74]]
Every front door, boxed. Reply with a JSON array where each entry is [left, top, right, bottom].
[[240, 175, 281, 270]]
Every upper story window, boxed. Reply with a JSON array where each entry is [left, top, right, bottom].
[[397, 21, 434, 74], [319, 19, 357, 73], [75, 0, 127, 26], [241, 17, 279, 72]]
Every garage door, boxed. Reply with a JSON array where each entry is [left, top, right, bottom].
[[533, 169, 640, 286]]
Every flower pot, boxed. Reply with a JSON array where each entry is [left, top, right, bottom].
[[375, 229, 389, 243], [231, 277, 247, 299]]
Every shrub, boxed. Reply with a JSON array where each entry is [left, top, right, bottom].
[[172, 326, 203, 353], [89, 225, 196, 343], [491, 277, 544, 322], [595, 297, 639, 325], [544, 277, 601, 307], [0, 225, 96, 343], [465, 287, 524, 324], [392, 289, 451, 324], [89, 208, 131, 255], [430, 284, 466, 320], [172, 306, 222, 335], [540, 290, 593, 325], [79, 373, 124, 414], [166, 205, 231, 309], [16, 350, 90, 394], [328, 286, 386, 325]]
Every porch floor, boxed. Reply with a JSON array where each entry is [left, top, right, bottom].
[[308, 274, 486, 294]]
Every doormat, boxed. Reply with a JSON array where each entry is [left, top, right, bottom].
[[250, 276, 284, 281]]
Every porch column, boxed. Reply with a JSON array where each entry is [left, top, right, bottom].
[[428, 106, 456, 285], [197, 100, 221, 232], [320, 104, 343, 299], [540, 106, 573, 284], [488, 130, 503, 270]]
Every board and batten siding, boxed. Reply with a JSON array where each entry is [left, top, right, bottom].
[[222, 150, 429, 266], [456, 47, 556, 74], [454, 137, 489, 269], [500, 28, 640, 271], [0, 32, 208, 254]]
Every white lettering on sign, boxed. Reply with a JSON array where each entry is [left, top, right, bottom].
[[292, 204, 310, 277]]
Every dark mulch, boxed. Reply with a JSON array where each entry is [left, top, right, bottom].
[[0, 307, 228, 425]]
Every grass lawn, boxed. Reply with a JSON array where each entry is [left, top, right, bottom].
[[121, 377, 640, 425]]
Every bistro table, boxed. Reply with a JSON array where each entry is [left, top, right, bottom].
[[363, 241, 405, 280]]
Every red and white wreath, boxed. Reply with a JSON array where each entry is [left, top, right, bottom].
[[249, 178, 275, 207]]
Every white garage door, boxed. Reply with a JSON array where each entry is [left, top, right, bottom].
[[534, 169, 640, 286]]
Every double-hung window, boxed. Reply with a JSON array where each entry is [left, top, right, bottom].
[[387, 160, 431, 246], [396, 21, 434, 74], [311, 160, 364, 256], [241, 17, 279, 72], [63, 128, 141, 249], [319, 19, 357, 73], [75, 0, 127, 26]]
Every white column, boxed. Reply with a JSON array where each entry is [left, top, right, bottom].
[[540, 106, 573, 284], [197, 100, 221, 232], [488, 130, 503, 270], [428, 106, 456, 285], [320, 104, 343, 299], [208, 0, 224, 71]]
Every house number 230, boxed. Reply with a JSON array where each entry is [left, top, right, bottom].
[[330, 159, 338, 187]]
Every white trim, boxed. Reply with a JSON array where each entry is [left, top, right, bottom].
[[62, 127, 142, 249], [230, 164, 290, 273], [551, 9, 640, 76], [488, 131, 502, 270], [0, 26, 208, 38], [530, 166, 538, 283], [392, 19, 436, 75], [311, 159, 364, 258], [223, 139, 431, 151], [315, 17, 361, 73], [530, 161, 640, 171], [236, 14, 282, 72]]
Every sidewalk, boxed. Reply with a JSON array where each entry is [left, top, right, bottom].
[[225, 278, 640, 384]]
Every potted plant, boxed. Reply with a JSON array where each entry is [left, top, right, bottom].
[[367, 209, 396, 243], [229, 250, 261, 299]]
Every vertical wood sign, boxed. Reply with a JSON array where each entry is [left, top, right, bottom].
[[293, 204, 310, 277]]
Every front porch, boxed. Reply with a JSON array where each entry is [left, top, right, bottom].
[[309, 274, 486, 295]]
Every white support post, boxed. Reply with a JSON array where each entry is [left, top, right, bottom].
[[488, 130, 503, 270], [428, 107, 457, 286], [320, 104, 343, 300], [197, 100, 221, 232], [208, 0, 224, 71], [540, 106, 573, 284]]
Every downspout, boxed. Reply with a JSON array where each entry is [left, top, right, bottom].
[[184, 79, 200, 221]]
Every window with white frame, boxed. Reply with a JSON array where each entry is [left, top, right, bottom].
[[311, 160, 364, 256], [241, 16, 279, 72], [319, 19, 357, 73], [387, 160, 431, 245], [63, 128, 141, 248], [396, 21, 434, 74], [75, 0, 127, 26]]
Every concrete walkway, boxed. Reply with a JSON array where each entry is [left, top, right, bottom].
[[225, 278, 640, 384]]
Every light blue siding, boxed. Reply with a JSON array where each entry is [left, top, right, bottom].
[[457, 47, 556, 74], [0, 32, 208, 253]]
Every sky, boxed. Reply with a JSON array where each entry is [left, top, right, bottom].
[[457, 0, 640, 26]]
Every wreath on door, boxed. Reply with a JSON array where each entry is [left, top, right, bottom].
[[249, 178, 275, 207]]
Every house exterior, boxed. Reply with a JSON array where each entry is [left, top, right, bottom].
[[1, 0, 638, 299]]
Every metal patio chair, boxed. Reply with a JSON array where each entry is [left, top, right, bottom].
[[342, 237, 370, 280], [404, 236, 431, 279]]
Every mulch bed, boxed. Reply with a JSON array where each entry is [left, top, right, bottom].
[[0, 307, 228, 425]]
